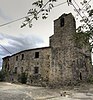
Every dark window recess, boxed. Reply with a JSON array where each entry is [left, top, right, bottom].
[[60, 17, 64, 27], [7, 64, 9, 70], [21, 54, 24, 60], [21, 67, 23, 73], [80, 72, 82, 80], [5, 64, 7, 70], [35, 52, 39, 58], [47, 55, 50, 59], [14, 67, 17, 74], [16, 56, 18, 61], [34, 67, 39, 74]]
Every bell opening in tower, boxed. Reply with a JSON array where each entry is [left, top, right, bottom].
[[60, 17, 64, 27]]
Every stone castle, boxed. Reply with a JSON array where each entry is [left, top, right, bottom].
[[2, 13, 92, 87]]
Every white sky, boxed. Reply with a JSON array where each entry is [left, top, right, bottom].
[[0, 0, 93, 68]]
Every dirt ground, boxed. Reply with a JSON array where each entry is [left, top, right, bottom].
[[0, 82, 93, 100]]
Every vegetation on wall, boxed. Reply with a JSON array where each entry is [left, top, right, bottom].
[[87, 75, 93, 83], [73, 31, 91, 49], [0, 70, 6, 82], [74, 0, 93, 49], [18, 72, 28, 84]]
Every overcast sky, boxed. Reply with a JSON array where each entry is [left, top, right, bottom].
[[0, 0, 93, 70]]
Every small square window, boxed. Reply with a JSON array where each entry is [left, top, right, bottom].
[[35, 52, 39, 58], [34, 67, 39, 74]]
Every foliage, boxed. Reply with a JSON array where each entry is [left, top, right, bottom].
[[21, 0, 93, 49], [73, 31, 90, 48], [87, 75, 93, 83], [0, 70, 6, 82], [21, 0, 57, 28], [73, 0, 93, 48], [18, 72, 28, 84], [76, 1, 93, 33]]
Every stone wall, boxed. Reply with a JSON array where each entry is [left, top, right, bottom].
[[2, 13, 92, 87], [2, 47, 51, 86], [49, 13, 92, 86]]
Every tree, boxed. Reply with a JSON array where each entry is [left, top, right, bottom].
[[21, 0, 93, 49], [73, 0, 93, 49], [21, 0, 57, 28]]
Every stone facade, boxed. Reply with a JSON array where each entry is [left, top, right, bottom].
[[2, 47, 51, 86], [49, 13, 92, 86], [2, 13, 92, 86]]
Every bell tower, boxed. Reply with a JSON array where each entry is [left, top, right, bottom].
[[49, 13, 77, 86], [49, 13, 92, 86], [50, 13, 76, 48]]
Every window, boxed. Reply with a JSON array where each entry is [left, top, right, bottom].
[[47, 55, 50, 59], [60, 17, 64, 27], [34, 67, 39, 74], [21, 67, 23, 73], [14, 67, 17, 74], [16, 56, 18, 61], [21, 54, 24, 60], [5, 64, 7, 70], [35, 52, 39, 58], [7, 64, 9, 70], [80, 72, 82, 80]]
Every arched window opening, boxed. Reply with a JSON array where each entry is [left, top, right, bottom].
[[60, 17, 64, 27]]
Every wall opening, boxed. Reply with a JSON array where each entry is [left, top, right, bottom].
[[21, 67, 23, 73], [5, 64, 7, 70], [60, 17, 64, 27], [16, 56, 18, 61], [34, 67, 39, 74], [14, 67, 17, 74], [35, 52, 39, 58], [80, 72, 82, 80], [21, 54, 24, 60]]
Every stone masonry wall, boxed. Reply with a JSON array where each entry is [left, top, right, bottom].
[[2, 47, 51, 86], [2, 13, 92, 87], [49, 13, 92, 86]]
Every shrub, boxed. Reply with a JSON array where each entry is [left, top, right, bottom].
[[18, 72, 27, 84], [0, 70, 5, 81]]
